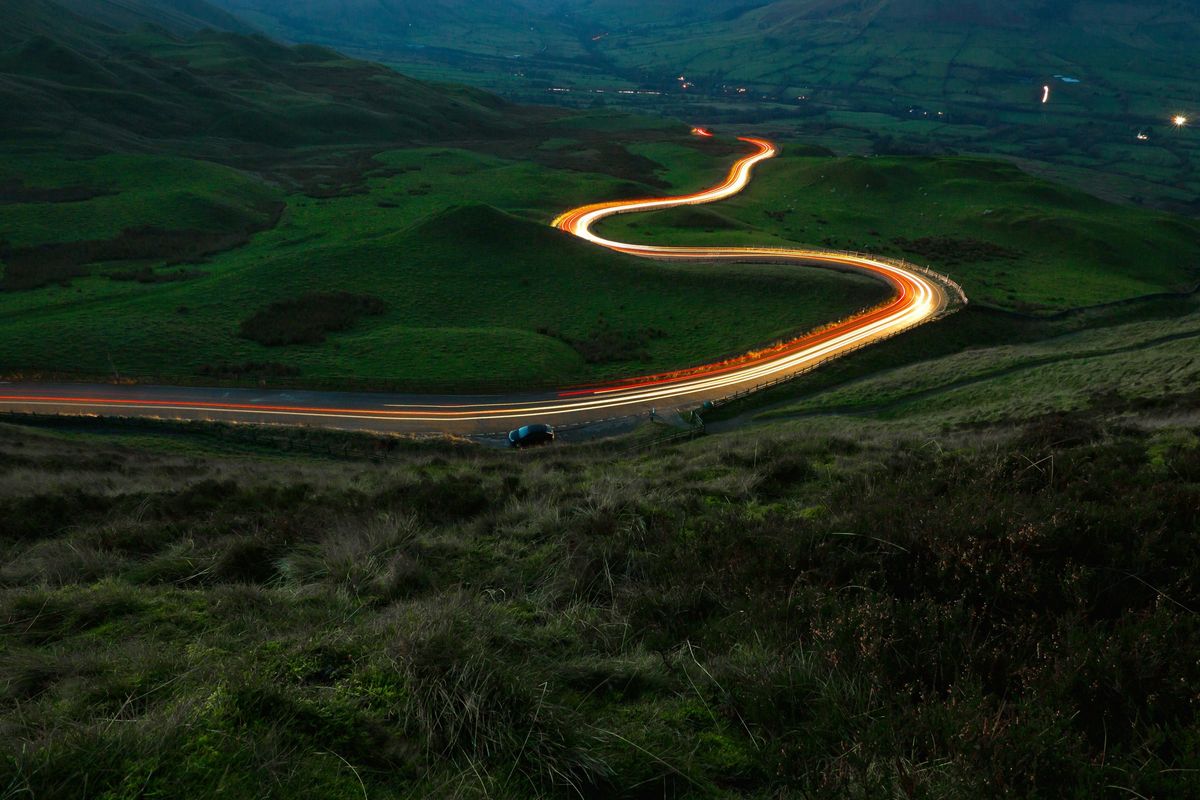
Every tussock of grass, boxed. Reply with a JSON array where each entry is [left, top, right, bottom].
[[1, 407, 1198, 796], [239, 292, 387, 347]]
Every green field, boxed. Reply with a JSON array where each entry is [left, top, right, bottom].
[[757, 299, 1200, 425], [600, 146, 1200, 312], [0, 155, 281, 250], [7, 134, 1200, 389], [0, 142, 889, 390], [0, 3, 894, 391]]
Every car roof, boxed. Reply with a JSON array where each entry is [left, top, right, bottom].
[[514, 424, 553, 437]]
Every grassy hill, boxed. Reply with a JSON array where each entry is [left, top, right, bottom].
[[598, 149, 1200, 311], [0, 144, 889, 389], [0, 2, 898, 390], [600, 0, 1200, 119], [50, 0, 255, 34], [0, 0, 518, 159], [219, 1, 1200, 210], [215, 0, 586, 59]]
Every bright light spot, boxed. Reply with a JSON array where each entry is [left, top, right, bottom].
[[1137, 132, 1150, 141], [691, 127, 714, 138], [1042, 85, 1050, 104], [1173, 114, 1189, 128]]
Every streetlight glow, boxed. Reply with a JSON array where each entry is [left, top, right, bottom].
[[1173, 114, 1189, 128]]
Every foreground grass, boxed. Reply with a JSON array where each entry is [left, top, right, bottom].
[[1, 408, 1197, 798]]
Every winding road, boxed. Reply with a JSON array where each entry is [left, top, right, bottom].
[[0, 136, 960, 435]]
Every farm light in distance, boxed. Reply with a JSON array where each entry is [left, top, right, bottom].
[[1173, 114, 1189, 129]]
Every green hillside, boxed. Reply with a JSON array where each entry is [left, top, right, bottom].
[[5, 0, 1198, 392], [0, 145, 889, 389], [217, 1, 1200, 209], [216, 0, 588, 60], [599, 149, 1200, 311], [0, 0, 517, 158], [51, 0, 254, 34]]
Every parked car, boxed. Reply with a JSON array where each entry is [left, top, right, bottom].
[[508, 423, 555, 448]]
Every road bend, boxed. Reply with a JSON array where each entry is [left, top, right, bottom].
[[0, 137, 957, 435]]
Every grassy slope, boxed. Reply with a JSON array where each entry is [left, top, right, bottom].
[[599, 147, 1200, 311], [0, 0, 517, 157], [7, 130, 1198, 388], [51, 0, 255, 34], [0, 403, 1197, 798], [0, 141, 888, 388], [0, 3, 886, 390], [756, 298, 1200, 425], [595, 0, 1200, 117], [214, 0, 588, 59], [0, 155, 281, 249]]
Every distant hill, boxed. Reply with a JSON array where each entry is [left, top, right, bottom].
[[206, 0, 1200, 119], [211, 0, 586, 59], [51, 0, 255, 35], [0, 0, 519, 159], [195, 0, 1200, 210], [568, 0, 1200, 29], [577, 0, 1200, 103]]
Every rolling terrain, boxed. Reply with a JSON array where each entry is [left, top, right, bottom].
[[5, 0, 1198, 401], [0, 0, 890, 392], [1, 0, 518, 157], [1, 2, 1199, 797], [211, 0, 1200, 210], [598, 150, 1200, 311], [0, 136, 957, 432]]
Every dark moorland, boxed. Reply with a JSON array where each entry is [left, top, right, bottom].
[[1, 400, 1198, 797]]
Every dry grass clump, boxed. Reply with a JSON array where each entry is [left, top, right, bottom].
[[1, 412, 1198, 797]]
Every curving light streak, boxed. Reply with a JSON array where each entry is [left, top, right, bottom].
[[0, 137, 952, 429]]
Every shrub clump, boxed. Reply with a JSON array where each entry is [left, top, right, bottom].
[[539, 319, 667, 364], [239, 292, 386, 346], [893, 235, 1019, 265]]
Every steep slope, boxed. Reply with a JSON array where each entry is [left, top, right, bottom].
[[52, 0, 255, 34], [0, 0, 518, 157], [213, 0, 587, 60]]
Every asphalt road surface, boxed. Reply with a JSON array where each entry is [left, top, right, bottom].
[[0, 136, 958, 436]]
